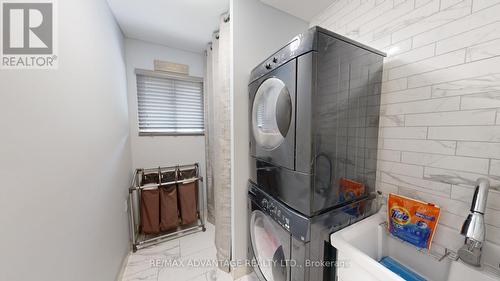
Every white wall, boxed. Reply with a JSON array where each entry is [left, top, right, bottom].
[[124, 38, 206, 181], [0, 1, 132, 280], [230, 0, 308, 274], [311, 0, 500, 252]]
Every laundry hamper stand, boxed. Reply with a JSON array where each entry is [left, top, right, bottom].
[[128, 163, 206, 252]]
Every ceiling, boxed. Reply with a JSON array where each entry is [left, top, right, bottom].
[[259, 0, 335, 21], [107, 0, 229, 53]]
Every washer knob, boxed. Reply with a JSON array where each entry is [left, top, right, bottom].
[[261, 199, 268, 209], [265, 63, 272, 69], [273, 57, 278, 63]]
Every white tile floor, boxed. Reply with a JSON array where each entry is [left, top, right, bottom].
[[122, 223, 258, 281]]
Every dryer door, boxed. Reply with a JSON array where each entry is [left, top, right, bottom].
[[250, 210, 290, 281], [249, 59, 296, 170]]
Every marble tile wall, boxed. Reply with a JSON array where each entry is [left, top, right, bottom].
[[311, 0, 500, 249]]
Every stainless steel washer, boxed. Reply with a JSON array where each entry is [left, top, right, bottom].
[[247, 181, 376, 281]]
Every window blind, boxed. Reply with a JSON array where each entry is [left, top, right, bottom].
[[136, 72, 204, 136]]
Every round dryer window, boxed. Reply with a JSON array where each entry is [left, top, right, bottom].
[[250, 210, 288, 281], [252, 78, 292, 150]]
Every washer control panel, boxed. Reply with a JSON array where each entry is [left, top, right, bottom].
[[260, 197, 290, 230], [249, 182, 310, 241]]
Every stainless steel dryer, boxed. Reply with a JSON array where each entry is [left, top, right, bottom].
[[249, 26, 386, 216], [247, 182, 376, 281]]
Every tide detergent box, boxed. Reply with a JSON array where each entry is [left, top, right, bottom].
[[387, 194, 440, 249], [339, 177, 365, 203]]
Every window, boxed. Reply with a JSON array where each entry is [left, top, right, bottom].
[[135, 69, 204, 136]]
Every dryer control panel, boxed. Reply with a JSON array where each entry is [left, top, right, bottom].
[[249, 181, 311, 242]]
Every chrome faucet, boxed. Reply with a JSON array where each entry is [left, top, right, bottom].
[[458, 178, 490, 266]]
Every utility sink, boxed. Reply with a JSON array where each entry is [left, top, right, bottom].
[[331, 211, 500, 281]]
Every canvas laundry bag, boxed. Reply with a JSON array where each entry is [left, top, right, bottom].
[[159, 185, 179, 231], [140, 189, 160, 234]]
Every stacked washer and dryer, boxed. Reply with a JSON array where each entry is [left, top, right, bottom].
[[247, 26, 386, 281]]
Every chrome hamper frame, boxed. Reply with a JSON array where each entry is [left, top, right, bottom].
[[128, 163, 206, 252]]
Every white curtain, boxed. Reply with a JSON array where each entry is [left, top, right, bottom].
[[204, 43, 215, 225], [205, 29, 220, 226], [204, 13, 232, 272]]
